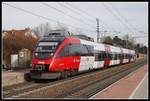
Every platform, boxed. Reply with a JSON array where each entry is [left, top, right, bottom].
[[90, 64, 148, 99], [2, 68, 31, 87]]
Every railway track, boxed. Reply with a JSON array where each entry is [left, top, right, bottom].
[[57, 59, 147, 98], [2, 58, 147, 99]]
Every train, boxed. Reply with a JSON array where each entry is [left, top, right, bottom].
[[29, 30, 136, 80]]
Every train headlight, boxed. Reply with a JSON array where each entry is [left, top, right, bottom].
[[50, 53, 53, 56], [35, 53, 38, 56]]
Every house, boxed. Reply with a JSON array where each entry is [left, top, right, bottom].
[[2, 28, 37, 39], [2, 28, 37, 69]]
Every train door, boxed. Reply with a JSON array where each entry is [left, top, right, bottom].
[[104, 45, 110, 67], [104, 52, 110, 67]]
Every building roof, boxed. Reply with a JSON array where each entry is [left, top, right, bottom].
[[3, 28, 30, 35], [2, 28, 37, 38]]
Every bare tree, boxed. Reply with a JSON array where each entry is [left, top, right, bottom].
[[31, 22, 52, 38], [122, 34, 135, 49]]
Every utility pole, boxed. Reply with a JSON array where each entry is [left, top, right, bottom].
[[96, 18, 100, 43]]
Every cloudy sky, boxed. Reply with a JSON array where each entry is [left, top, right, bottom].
[[2, 2, 148, 46]]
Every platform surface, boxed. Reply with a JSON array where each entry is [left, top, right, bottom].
[[90, 64, 148, 99], [2, 68, 31, 87], [129, 73, 148, 99]]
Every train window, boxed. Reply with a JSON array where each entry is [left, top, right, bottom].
[[94, 52, 99, 61], [126, 54, 128, 59], [114, 54, 116, 60], [80, 45, 89, 56], [85, 45, 94, 56], [116, 54, 119, 60], [99, 51, 104, 61], [104, 52, 109, 59], [112, 53, 115, 60], [94, 51, 104, 61], [113, 53, 119, 60], [127, 54, 129, 59], [109, 53, 113, 60], [126, 54, 127, 59], [57, 45, 69, 57], [68, 44, 81, 56], [117, 54, 119, 59]]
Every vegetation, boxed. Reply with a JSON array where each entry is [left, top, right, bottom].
[[3, 30, 38, 68], [102, 35, 148, 54]]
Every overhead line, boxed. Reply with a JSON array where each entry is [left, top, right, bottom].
[[41, 2, 95, 29], [109, 3, 140, 35], [3, 3, 96, 33], [58, 2, 95, 26], [63, 2, 116, 37], [64, 2, 95, 23], [65, 2, 121, 36], [3, 3, 58, 23], [102, 3, 135, 34]]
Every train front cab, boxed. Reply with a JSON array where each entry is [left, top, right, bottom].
[[30, 37, 82, 79]]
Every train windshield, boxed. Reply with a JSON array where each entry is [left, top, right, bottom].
[[34, 42, 59, 59]]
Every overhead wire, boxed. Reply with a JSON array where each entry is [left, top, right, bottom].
[[109, 3, 141, 35], [60, 2, 95, 24], [41, 2, 96, 29], [3, 3, 96, 34], [102, 3, 135, 35], [65, 2, 121, 37]]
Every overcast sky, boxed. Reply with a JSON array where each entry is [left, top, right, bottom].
[[2, 2, 148, 46]]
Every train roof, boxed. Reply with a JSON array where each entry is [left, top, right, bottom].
[[44, 29, 70, 37], [72, 34, 94, 42]]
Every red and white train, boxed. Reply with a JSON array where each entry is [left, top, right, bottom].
[[30, 31, 136, 79]]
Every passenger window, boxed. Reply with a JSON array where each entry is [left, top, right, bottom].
[[86, 45, 94, 56], [94, 52, 99, 61], [68, 44, 81, 56], [104, 52, 108, 59], [80, 45, 88, 56], [109, 53, 112, 60], [94, 51, 104, 61]]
